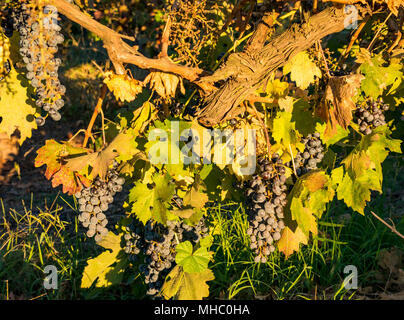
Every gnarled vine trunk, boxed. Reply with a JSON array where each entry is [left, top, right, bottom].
[[196, 6, 359, 127]]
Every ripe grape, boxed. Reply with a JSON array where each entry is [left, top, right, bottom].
[[244, 154, 287, 263], [355, 98, 389, 135], [75, 161, 125, 242]]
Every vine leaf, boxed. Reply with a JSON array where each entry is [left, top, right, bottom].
[[359, 54, 402, 99], [283, 51, 322, 90], [144, 71, 185, 99], [317, 74, 364, 131], [103, 72, 143, 102], [271, 110, 304, 158], [335, 126, 402, 214], [128, 173, 175, 225], [0, 67, 37, 145], [266, 78, 289, 100], [175, 241, 213, 273], [34, 140, 91, 195], [129, 101, 157, 135], [316, 122, 349, 147], [277, 226, 308, 259], [161, 265, 214, 300], [285, 171, 335, 238], [66, 132, 138, 180], [81, 232, 126, 288], [145, 119, 192, 178], [182, 177, 209, 210]]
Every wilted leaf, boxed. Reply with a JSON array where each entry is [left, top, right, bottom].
[[103, 72, 143, 102], [66, 132, 138, 180], [35, 140, 91, 195], [318, 74, 364, 130], [144, 70, 185, 99]]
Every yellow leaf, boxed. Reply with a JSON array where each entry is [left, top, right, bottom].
[[0, 32, 10, 78], [283, 51, 322, 90], [103, 72, 143, 102], [66, 132, 138, 180], [0, 67, 37, 144], [81, 232, 123, 288], [161, 266, 214, 300], [277, 226, 308, 258]]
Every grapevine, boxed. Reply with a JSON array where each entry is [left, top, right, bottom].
[[0, 0, 403, 302]]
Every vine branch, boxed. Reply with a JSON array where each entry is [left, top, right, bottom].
[[371, 211, 404, 240], [83, 83, 107, 148], [48, 0, 215, 91]]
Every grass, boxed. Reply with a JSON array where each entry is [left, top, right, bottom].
[[0, 156, 403, 300]]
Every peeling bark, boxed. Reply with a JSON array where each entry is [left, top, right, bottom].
[[196, 6, 361, 127]]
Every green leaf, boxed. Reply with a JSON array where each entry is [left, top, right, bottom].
[[271, 110, 304, 155], [335, 126, 402, 214], [128, 173, 175, 224], [175, 241, 212, 273], [285, 171, 335, 237], [316, 122, 349, 147], [145, 118, 192, 178], [291, 99, 317, 136], [81, 232, 126, 288], [161, 266, 214, 300], [359, 54, 403, 99], [283, 51, 322, 90]]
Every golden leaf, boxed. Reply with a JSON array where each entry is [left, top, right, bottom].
[[144, 71, 185, 99], [0, 68, 37, 144], [103, 72, 143, 102]]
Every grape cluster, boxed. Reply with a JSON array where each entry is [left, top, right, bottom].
[[355, 99, 389, 135], [125, 216, 208, 297], [75, 163, 125, 242], [245, 154, 287, 263], [1, 4, 17, 38], [293, 132, 324, 176], [9, 2, 65, 124]]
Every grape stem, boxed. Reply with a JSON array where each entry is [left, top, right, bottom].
[[83, 83, 108, 148]]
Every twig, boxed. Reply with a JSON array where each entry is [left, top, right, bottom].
[[313, 0, 318, 14], [289, 143, 298, 176], [83, 84, 108, 148], [367, 12, 393, 51], [337, 16, 369, 66], [370, 211, 404, 240], [317, 40, 331, 78]]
